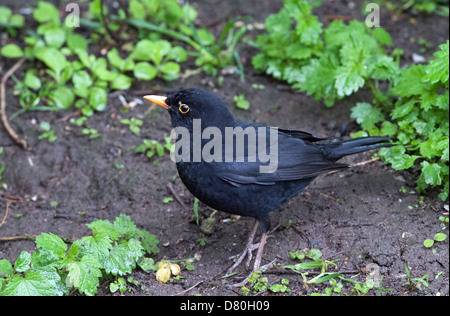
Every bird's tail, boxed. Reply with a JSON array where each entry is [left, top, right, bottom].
[[319, 136, 392, 162]]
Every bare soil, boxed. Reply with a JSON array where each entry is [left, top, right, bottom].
[[0, 0, 448, 296]]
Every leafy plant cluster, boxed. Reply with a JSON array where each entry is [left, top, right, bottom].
[[368, 41, 449, 201], [0, 214, 159, 296], [253, 0, 449, 200], [0, 0, 248, 124], [383, 0, 449, 16], [253, 0, 399, 107]]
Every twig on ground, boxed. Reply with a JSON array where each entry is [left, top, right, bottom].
[[325, 157, 381, 177], [0, 234, 38, 241], [172, 280, 204, 296], [0, 58, 27, 149], [0, 201, 10, 228], [166, 182, 188, 210]]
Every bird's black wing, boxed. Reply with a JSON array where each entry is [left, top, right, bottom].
[[215, 129, 347, 187], [277, 127, 329, 142]]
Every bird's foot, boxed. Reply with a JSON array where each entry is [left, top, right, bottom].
[[226, 260, 276, 288]]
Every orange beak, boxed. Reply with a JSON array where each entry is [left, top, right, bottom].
[[143, 95, 170, 109]]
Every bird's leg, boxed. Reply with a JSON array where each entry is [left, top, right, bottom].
[[226, 220, 259, 275], [253, 231, 268, 271]]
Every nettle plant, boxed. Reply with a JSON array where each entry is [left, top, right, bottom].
[[0, 215, 159, 296], [253, 0, 448, 200]]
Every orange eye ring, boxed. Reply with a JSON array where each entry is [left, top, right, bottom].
[[179, 104, 190, 114]]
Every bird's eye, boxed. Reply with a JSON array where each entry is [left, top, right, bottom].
[[179, 104, 190, 114]]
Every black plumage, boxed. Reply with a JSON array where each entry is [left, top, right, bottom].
[[144, 88, 391, 276]]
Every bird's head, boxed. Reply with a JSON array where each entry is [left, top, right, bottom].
[[144, 88, 235, 130]]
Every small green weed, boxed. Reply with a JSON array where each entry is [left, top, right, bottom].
[[233, 94, 250, 110], [135, 136, 173, 158], [402, 262, 431, 292], [38, 122, 57, 142], [423, 232, 447, 248], [121, 117, 143, 135]]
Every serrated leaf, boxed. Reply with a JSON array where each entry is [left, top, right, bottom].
[[423, 41, 449, 84], [14, 252, 31, 273], [66, 255, 102, 296], [113, 214, 137, 238], [35, 233, 68, 258], [103, 244, 134, 276], [335, 66, 365, 97], [393, 65, 427, 98], [350, 102, 385, 130], [87, 219, 119, 240], [0, 271, 57, 296], [81, 233, 112, 264], [0, 259, 13, 277], [137, 230, 159, 255]]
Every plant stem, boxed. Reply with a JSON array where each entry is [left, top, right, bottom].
[[365, 78, 386, 107]]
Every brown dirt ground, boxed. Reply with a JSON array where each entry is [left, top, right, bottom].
[[0, 0, 448, 296]]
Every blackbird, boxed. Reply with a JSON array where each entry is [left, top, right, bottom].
[[144, 88, 391, 276]]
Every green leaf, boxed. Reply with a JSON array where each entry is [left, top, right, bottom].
[[423, 239, 434, 248], [0, 271, 57, 296], [372, 27, 392, 46], [14, 252, 31, 273], [350, 102, 385, 130], [24, 70, 42, 90], [434, 233, 447, 242], [131, 39, 171, 64], [0, 259, 13, 277], [72, 70, 93, 98], [423, 41, 449, 85], [160, 62, 180, 81], [380, 121, 398, 137], [43, 27, 65, 48], [107, 48, 134, 71], [87, 219, 119, 240], [335, 66, 365, 97], [393, 65, 426, 98], [137, 230, 159, 255], [113, 214, 137, 238], [66, 255, 102, 296], [111, 74, 132, 90], [35, 47, 68, 73], [1, 44, 23, 58], [81, 233, 112, 265], [67, 33, 88, 52], [0, 6, 12, 25], [33, 1, 60, 24], [50, 86, 75, 109], [35, 233, 68, 258], [421, 161, 442, 186], [166, 46, 187, 63], [134, 62, 157, 80], [89, 87, 107, 111]]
